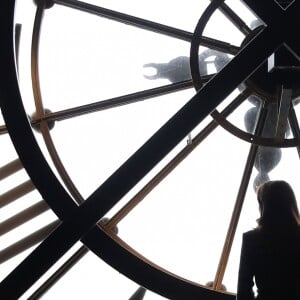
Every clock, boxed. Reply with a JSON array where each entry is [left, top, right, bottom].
[[1, 0, 300, 299]]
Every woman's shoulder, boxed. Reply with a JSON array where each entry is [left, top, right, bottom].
[[242, 228, 262, 245], [243, 226, 300, 240], [243, 228, 261, 238]]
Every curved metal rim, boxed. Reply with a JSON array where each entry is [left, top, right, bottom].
[[0, 1, 234, 299], [31, 1, 85, 203], [189, 0, 299, 148]]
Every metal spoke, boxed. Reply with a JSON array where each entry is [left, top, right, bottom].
[[276, 87, 292, 139], [242, 0, 283, 26], [213, 101, 268, 290], [3, 79, 198, 129], [31, 80, 193, 124], [200, 36, 240, 55], [27, 246, 88, 300], [54, 0, 193, 42]]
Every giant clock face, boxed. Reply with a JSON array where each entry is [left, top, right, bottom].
[[1, 0, 300, 299]]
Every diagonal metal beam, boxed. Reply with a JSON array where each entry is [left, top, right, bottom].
[[243, 0, 300, 69], [215, 1, 251, 35], [276, 88, 292, 139], [242, 0, 284, 25], [0, 23, 282, 298], [213, 101, 268, 290]]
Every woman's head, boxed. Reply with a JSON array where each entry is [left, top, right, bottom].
[[257, 180, 300, 229]]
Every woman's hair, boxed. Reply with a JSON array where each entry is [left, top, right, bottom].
[[257, 180, 300, 229]]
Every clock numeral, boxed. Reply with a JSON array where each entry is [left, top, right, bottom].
[[0, 159, 58, 263]]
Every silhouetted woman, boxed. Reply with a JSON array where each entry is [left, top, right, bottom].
[[237, 180, 300, 300]]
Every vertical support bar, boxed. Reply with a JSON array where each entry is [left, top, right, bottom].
[[212, 103, 268, 290]]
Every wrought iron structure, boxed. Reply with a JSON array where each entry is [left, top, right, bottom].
[[1, 0, 300, 299]]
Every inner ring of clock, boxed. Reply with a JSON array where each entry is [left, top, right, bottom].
[[190, 0, 300, 148]]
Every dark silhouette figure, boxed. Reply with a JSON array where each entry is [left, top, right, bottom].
[[237, 180, 300, 300]]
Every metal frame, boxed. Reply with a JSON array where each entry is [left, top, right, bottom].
[[1, 0, 300, 299]]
